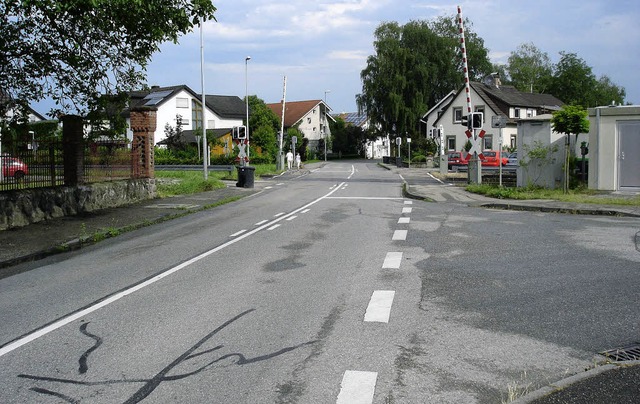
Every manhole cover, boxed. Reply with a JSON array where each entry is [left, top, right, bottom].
[[600, 343, 640, 362]]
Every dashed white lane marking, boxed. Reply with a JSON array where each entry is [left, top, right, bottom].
[[392, 230, 407, 241], [0, 182, 347, 358], [402, 207, 412, 214], [336, 370, 378, 404], [276, 183, 285, 186], [404, 200, 413, 205], [286, 216, 297, 221], [265, 186, 273, 190], [364, 290, 395, 323], [301, 209, 311, 214], [230, 230, 247, 237], [255, 220, 268, 226], [382, 252, 403, 269], [268, 224, 281, 231], [398, 217, 410, 224], [274, 212, 286, 217]]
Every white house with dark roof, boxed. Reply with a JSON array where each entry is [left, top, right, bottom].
[[431, 75, 564, 153], [126, 85, 246, 145]]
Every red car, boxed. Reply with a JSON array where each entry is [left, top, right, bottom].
[[480, 150, 509, 167], [447, 151, 469, 169], [1, 156, 29, 179]]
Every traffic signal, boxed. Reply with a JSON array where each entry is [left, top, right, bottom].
[[471, 112, 483, 129], [460, 114, 469, 128], [232, 126, 247, 139]]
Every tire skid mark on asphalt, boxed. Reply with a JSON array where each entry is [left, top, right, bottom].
[[0, 182, 346, 358]]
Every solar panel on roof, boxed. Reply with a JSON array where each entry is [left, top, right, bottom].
[[143, 90, 172, 99]]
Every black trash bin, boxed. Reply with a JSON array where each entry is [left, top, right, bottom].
[[236, 165, 255, 188], [395, 157, 402, 167], [383, 156, 390, 164]]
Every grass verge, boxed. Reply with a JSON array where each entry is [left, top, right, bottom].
[[466, 184, 640, 206]]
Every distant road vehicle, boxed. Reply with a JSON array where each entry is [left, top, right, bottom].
[[480, 150, 508, 167], [506, 152, 518, 166], [447, 151, 469, 170], [1, 156, 29, 179]]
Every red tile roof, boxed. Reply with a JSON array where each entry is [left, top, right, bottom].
[[266, 100, 323, 127]]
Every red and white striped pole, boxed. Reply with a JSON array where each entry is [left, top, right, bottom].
[[457, 5, 472, 116]]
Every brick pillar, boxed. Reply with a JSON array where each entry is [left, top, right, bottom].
[[130, 107, 157, 178], [61, 115, 84, 186]]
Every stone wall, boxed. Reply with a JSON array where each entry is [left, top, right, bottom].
[[0, 179, 155, 230]]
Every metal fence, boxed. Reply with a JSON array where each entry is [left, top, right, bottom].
[[1, 139, 133, 192]]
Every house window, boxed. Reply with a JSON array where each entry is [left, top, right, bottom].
[[182, 118, 190, 126], [510, 135, 517, 148], [447, 136, 456, 151], [483, 135, 493, 150], [176, 98, 189, 108], [514, 108, 521, 118], [307, 117, 312, 124], [192, 100, 202, 129], [453, 107, 463, 123]]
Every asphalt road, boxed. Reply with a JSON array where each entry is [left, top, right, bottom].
[[0, 161, 638, 403]]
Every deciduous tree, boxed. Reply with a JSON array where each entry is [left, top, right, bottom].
[[1, 0, 216, 118], [357, 17, 491, 141], [506, 42, 553, 94]]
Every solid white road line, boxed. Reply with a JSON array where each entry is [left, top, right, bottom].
[[0, 182, 347, 358], [398, 217, 410, 224], [392, 230, 407, 241], [364, 290, 395, 323], [230, 230, 247, 237], [382, 252, 403, 269], [274, 212, 286, 217], [336, 370, 378, 404], [402, 207, 412, 214], [325, 197, 403, 200]]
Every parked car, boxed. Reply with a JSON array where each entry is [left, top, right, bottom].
[[480, 150, 509, 167], [506, 152, 518, 166], [1, 156, 29, 179], [447, 151, 468, 170]]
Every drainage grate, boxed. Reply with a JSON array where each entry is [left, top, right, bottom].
[[600, 343, 640, 362]]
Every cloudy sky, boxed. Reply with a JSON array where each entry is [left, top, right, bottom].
[[37, 0, 640, 115]]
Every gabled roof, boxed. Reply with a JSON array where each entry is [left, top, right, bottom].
[[471, 82, 563, 112], [203, 95, 246, 119], [265, 100, 331, 127], [433, 81, 564, 126], [127, 85, 246, 119], [422, 90, 456, 120]]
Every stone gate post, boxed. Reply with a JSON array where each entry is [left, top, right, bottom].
[[129, 106, 157, 178]]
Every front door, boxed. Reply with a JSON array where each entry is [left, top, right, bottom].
[[618, 121, 640, 189]]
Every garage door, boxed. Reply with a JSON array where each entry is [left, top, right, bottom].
[[618, 121, 640, 189]]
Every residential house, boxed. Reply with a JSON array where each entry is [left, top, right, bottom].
[[266, 100, 333, 152], [431, 74, 564, 153], [126, 85, 246, 145]]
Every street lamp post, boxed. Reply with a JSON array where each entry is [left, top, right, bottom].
[[200, 22, 208, 179], [245, 56, 251, 166]]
